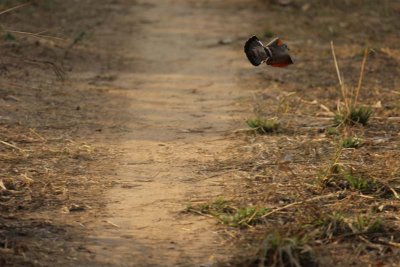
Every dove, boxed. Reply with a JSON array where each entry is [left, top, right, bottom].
[[244, 36, 293, 67]]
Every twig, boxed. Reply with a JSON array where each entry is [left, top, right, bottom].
[[238, 208, 259, 225], [331, 41, 349, 112], [2, 30, 65, 41], [354, 48, 369, 106], [261, 193, 339, 219], [186, 208, 214, 218], [22, 58, 65, 80], [378, 239, 400, 248], [104, 220, 120, 228], [3, 54, 66, 80], [0, 140, 24, 151], [388, 187, 399, 199], [358, 235, 384, 251], [29, 128, 46, 141], [0, 2, 31, 16]]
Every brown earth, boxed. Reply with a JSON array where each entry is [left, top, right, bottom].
[[0, 0, 399, 267], [0, 0, 264, 266]]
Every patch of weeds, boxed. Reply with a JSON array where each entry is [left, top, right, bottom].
[[333, 112, 348, 126], [323, 170, 395, 198], [333, 106, 373, 126], [323, 170, 376, 194], [341, 136, 363, 148], [311, 212, 384, 240], [3, 32, 16, 41], [312, 212, 351, 239], [246, 118, 280, 134], [344, 173, 376, 193], [326, 127, 339, 136], [219, 206, 269, 227], [254, 233, 318, 267], [349, 106, 373, 125], [349, 215, 384, 234], [185, 197, 232, 214], [185, 198, 269, 227]]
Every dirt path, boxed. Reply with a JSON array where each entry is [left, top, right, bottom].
[[84, 1, 400, 266], [84, 0, 262, 266]]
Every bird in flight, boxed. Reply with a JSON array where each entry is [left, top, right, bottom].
[[244, 36, 293, 67]]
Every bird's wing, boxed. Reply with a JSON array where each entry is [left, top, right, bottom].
[[265, 37, 293, 67], [244, 36, 270, 66]]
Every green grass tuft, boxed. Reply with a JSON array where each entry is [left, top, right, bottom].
[[255, 233, 318, 267], [185, 198, 269, 227], [246, 118, 280, 134], [311, 212, 385, 240], [334, 106, 373, 126], [326, 127, 339, 136], [350, 216, 384, 234], [344, 173, 376, 193], [341, 136, 362, 148], [313, 212, 351, 239], [349, 106, 373, 125], [323, 170, 396, 198], [3, 32, 16, 41], [219, 206, 269, 227]]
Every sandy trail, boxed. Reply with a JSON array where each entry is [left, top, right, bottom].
[[87, 1, 261, 266]]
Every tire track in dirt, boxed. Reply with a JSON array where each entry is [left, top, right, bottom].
[[86, 1, 265, 266]]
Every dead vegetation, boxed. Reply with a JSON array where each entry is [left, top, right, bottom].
[[0, 1, 125, 265], [185, 197, 269, 228], [187, 0, 400, 266], [0, 0, 398, 266], [0, 122, 116, 265], [0, 123, 111, 213]]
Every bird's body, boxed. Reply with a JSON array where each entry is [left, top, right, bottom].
[[244, 36, 293, 67]]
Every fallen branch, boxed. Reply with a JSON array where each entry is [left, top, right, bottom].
[[0, 2, 31, 16], [0, 140, 24, 151], [261, 192, 339, 219]]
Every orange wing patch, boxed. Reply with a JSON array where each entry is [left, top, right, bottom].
[[276, 38, 284, 46], [271, 62, 290, 68]]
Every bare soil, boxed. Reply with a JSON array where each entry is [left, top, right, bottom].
[[0, 0, 399, 267]]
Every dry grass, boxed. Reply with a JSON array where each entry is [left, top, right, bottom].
[[0, 1, 125, 265], [0, 122, 118, 265], [188, 1, 400, 266], [185, 198, 269, 228], [0, 123, 113, 214]]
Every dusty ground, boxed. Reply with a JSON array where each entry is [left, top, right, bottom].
[[188, 1, 400, 267], [0, 0, 264, 266], [0, 0, 399, 266]]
